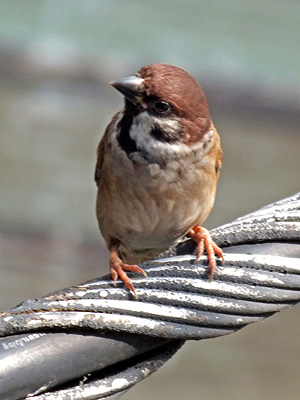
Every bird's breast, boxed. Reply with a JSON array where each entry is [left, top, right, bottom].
[[96, 140, 217, 262]]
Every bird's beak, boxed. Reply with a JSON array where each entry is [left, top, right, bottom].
[[110, 76, 144, 106]]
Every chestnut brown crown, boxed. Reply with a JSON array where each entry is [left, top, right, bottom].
[[137, 63, 211, 144]]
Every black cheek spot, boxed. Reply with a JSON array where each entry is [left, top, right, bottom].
[[150, 125, 182, 143]]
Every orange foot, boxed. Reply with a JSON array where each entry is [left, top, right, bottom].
[[188, 226, 224, 282], [109, 245, 147, 297]]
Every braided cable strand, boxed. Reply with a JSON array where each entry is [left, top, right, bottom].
[[1, 194, 300, 340], [0, 192, 299, 399]]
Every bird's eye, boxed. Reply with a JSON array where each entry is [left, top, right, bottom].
[[153, 100, 171, 115]]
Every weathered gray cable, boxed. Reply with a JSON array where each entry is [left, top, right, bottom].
[[0, 192, 299, 399]]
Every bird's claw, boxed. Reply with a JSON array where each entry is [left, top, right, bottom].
[[109, 249, 147, 298], [188, 226, 224, 281]]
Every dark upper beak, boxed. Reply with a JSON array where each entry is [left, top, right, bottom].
[[110, 75, 144, 105]]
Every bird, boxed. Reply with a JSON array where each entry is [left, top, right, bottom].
[[95, 63, 224, 297]]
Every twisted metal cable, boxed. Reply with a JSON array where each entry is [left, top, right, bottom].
[[0, 192, 299, 399]]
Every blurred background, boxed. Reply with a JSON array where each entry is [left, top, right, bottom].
[[0, 1, 299, 399]]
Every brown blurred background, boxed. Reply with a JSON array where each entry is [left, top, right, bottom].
[[0, 1, 299, 399]]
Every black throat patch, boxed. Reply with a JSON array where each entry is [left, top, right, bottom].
[[117, 100, 139, 155]]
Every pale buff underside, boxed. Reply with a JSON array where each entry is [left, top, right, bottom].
[[96, 114, 220, 264]]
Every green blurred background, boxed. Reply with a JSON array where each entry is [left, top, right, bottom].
[[0, 1, 299, 399]]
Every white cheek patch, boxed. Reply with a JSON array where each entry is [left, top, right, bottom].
[[129, 112, 215, 162], [113, 109, 215, 164], [129, 112, 188, 158]]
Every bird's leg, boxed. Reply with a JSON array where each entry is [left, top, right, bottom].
[[109, 244, 147, 297], [187, 226, 224, 281]]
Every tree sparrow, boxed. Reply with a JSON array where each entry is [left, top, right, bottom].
[[95, 63, 224, 297]]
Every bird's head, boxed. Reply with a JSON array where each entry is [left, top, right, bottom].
[[110, 63, 213, 161]]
